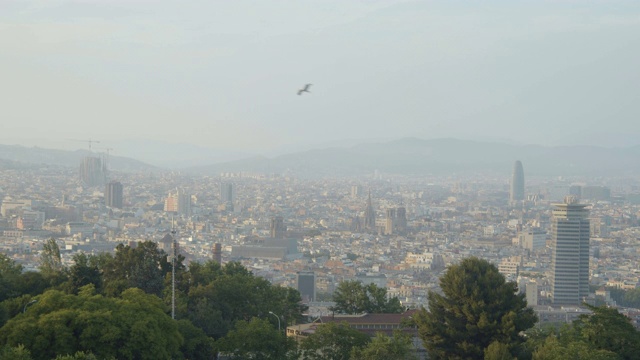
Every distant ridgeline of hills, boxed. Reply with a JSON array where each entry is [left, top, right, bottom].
[[1, 138, 640, 177], [185, 138, 640, 177], [0, 144, 158, 172]]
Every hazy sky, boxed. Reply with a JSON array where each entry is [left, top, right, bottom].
[[1, 0, 639, 153]]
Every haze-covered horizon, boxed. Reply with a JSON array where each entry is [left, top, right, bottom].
[[2, 0, 639, 153]]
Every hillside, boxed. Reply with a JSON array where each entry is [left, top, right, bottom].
[[183, 138, 640, 177]]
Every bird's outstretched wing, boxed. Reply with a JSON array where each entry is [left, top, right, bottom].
[[297, 83, 312, 95]]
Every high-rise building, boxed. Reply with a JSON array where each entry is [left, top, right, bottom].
[[550, 196, 590, 305], [296, 271, 316, 302], [510, 160, 525, 203], [164, 189, 192, 216], [79, 157, 106, 187], [351, 185, 362, 198], [363, 191, 376, 232], [105, 181, 123, 209], [395, 206, 407, 234], [220, 182, 235, 204], [270, 216, 286, 239], [384, 208, 396, 235], [515, 228, 546, 251], [526, 282, 538, 307], [212, 243, 222, 264]]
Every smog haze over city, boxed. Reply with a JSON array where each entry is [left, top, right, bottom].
[[3, 1, 640, 360], [1, 0, 639, 165]]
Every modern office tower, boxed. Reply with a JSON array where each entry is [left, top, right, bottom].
[[220, 182, 235, 204], [550, 196, 590, 305], [385, 208, 396, 235], [270, 216, 286, 239], [296, 271, 316, 302], [510, 160, 525, 203], [351, 185, 362, 198], [165, 189, 192, 216], [395, 206, 407, 234], [79, 157, 106, 186], [526, 282, 539, 306], [105, 181, 123, 209], [363, 191, 376, 232], [212, 243, 222, 264], [516, 228, 547, 251]]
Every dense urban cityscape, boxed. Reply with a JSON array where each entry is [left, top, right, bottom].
[[3, 152, 640, 347], [2, 1, 639, 358]]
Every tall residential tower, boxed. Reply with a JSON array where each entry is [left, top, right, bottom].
[[363, 191, 376, 232], [510, 160, 525, 203], [105, 181, 123, 209], [550, 196, 590, 305]]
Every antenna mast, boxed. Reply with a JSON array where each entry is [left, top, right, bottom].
[[171, 216, 177, 319]]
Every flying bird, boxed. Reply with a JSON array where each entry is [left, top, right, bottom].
[[297, 83, 312, 95]]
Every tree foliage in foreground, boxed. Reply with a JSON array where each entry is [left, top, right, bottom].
[[299, 322, 370, 360], [216, 317, 296, 360], [484, 341, 514, 360], [350, 330, 417, 360], [575, 305, 640, 360], [330, 280, 403, 315], [101, 241, 180, 297], [0, 344, 32, 360], [414, 257, 537, 359], [532, 335, 620, 360], [182, 261, 307, 339], [0, 286, 183, 360], [527, 305, 640, 360]]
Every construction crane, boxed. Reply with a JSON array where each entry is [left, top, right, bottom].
[[95, 147, 114, 157], [68, 138, 101, 151], [94, 147, 114, 178]]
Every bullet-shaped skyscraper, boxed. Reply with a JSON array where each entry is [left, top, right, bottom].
[[550, 196, 590, 305], [510, 160, 525, 203]]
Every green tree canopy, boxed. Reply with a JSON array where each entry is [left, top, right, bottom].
[[0, 254, 23, 302], [0, 286, 183, 360], [484, 341, 514, 360], [175, 319, 216, 360], [65, 253, 102, 295], [350, 330, 417, 360], [184, 261, 307, 339], [299, 322, 370, 360], [216, 317, 296, 360], [330, 280, 403, 315], [53, 352, 102, 360], [0, 344, 32, 360], [575, 305, 640, 360], [414, 257, 537, 359], [100, 241, 181, 297], [532, 335, 620, 360], [39, 238, 63, 275]]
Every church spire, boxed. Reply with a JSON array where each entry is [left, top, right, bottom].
[[364, 189, 376, 232]]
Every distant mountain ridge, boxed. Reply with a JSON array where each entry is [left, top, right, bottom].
[[184, 138, 640, 177], [1, 138, 640, 177], [0, 144, 158, 172]]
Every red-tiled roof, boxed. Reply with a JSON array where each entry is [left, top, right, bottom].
[[320, 309, 419, 325]]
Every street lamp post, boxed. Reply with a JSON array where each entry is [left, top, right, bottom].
[[268, 311, 281, 331], [23, 299, 37, 313], [171, 228, 177, 320]]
